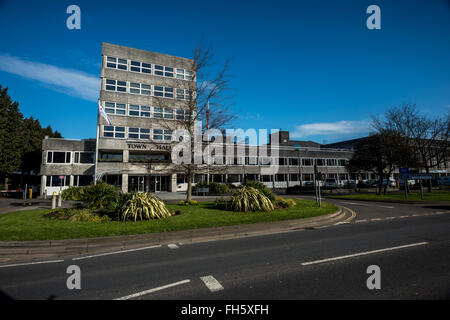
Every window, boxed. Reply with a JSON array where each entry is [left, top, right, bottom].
[[106, 57, 127, 70], [153, 129, 172, 141], [74, 152, 94, 164], [129, 82, 151, 95], [261, 175, 273, 182], [74, 175, 93, 186], [153, 107, 173, 119], [46, 175, 70, 187], [104, 102, 126, 115], [47, 151, 71, 164], [176, 68, 193, 80], [278, 158, 288, 166], [103, 125, 125, 138], [289, 158, 299, 166], [302, 158, 313, 166], [176, 109, 192, 121], [154, 86, 174, 98], [289, 174, 300, 181], [99, 152, 122, 162], [128, 127, 150, 140], [338, 159, 349, 166], [303, 173, 313, 181], [128, 105, 151, 117], [315, 159, 325, 166], [154, 65, 174, 77], [326, 159, 337, 166], [276, 174, 287, 181], [130, 61, 151, 74], [163, 108, 174, 119], [176, 88, 190, 100], [105, 79, 126, 92]]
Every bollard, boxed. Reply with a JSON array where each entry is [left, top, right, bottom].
[[52, 192, 56, 209], [58, 191, 62, 207], [29, 188, 33, 199]]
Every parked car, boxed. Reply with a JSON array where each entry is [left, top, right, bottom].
[[439, 176, 450, 186], [344, 180, 357, 189], [324, 178, 338, 189]]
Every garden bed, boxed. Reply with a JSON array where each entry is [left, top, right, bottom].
[[0, 199, 337, 241]]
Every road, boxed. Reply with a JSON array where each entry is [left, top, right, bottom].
[[1, 197, 449, 300]]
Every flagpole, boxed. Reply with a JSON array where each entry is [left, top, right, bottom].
[[94, 99, 100, 185]]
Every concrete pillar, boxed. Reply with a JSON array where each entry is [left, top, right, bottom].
[[69, 175, 74, 187], [41, 175, 47, 198], [171, 173, 177, 192], [122, 173, 128, 193], [123, 150, 129, 163]]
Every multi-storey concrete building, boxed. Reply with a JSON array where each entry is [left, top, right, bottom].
[[39, 43, 393, 197]]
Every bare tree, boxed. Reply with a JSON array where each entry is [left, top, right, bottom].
[[373, 103, 450, 192], [152, 42, 236, 201]]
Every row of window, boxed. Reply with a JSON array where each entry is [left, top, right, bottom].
[[45, 175, 93, 187], [204, 157, 348, 167], [103, 126, 173, 141], [104, 102, 193, 120], [47, 151, 94, 164], [105, 79, 191, 100], [106, 56, 194, 80]]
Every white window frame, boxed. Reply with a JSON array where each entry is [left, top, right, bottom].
[[128, 104, 151, 118], [153, 129, 172, 142], [154, 65, 174, 78], [176, 68, 193, 80], [46, 151, 72, 164], [103, 125, 126, 139], [104, 102, 126, 116], [129, 82, 151, 95], [128, 127, 151, 140], [130, 60, 151, 74], [106, 56, 127, 71], [74, 152, 95, 164], [105, 79, 127, 92]]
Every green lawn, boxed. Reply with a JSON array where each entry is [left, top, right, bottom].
[[328, 191, 450, 202], [0, 199, 337, 241]]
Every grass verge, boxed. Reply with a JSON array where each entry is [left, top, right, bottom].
[[0, 199, 337, 241], [328, 191, 450, 202]]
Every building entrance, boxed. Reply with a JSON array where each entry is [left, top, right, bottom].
[[129, 175, 170, 193]]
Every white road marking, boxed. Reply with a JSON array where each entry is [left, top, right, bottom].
[[72, 245, 162, 260], [200, 275, 224, 292], [0, 259, 64, 268], [340, 201, 394, 209], [168, 243, 179, 249], [301, 242, 428, 266], [114, 279, 191, 300]]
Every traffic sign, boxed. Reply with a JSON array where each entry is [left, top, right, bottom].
[[408, 174, 434, 180]]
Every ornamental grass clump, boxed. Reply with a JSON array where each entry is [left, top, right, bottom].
[[230, 186, 274, 212], [120, 192, 172, 221]]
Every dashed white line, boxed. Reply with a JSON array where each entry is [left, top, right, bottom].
[[200, 275, 224, 292], [168, 243, 179, 249], [114, 279, 191, 300], [301, 242, 428, 266], [72, 245, 162, 260], [0, 259, 64, 268]]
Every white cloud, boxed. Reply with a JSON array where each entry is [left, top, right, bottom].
[[0, 54, 100, 101], [291, 120, 371, 139]]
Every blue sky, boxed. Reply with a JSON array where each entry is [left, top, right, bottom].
[[0, 0, 449, 143]]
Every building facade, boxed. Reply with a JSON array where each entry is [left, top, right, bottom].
[[39, 43, 389, 196]]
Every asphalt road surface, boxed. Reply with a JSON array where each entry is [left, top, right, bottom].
[[1, 198, 449, 300]]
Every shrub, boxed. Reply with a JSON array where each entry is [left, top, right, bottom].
[[120, 192, 172, 221], [43, 208, 111, 222], [179, 200, 198, 206], [274, 196, 296, 208], [62, 186, 84, 201], [230, 186, 274, 212], [193, 182, 232, 195], [80, 181, 119, 210], [242, 180, 275, 202], [69, 211, 111, 222]]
